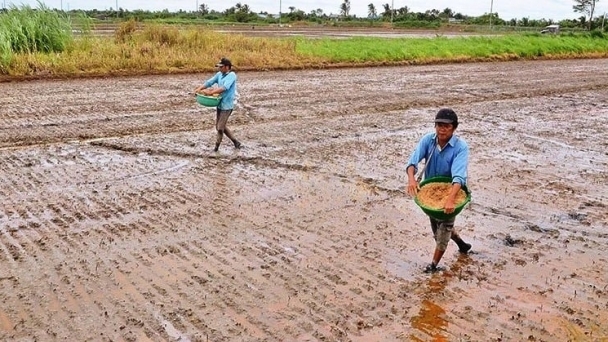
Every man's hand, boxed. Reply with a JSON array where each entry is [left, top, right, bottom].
[[407, 181, 419, 197], [202, 88, 218, 96], [405, 166, 419, 197], [443, 183, 462, 214], [443, 197, 456, 214]]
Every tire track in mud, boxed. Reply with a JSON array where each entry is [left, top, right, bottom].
[[91, 139, 323, 174], [38, 146, 402, 337], [0, 137, 341, 340], [88, 192, 296, 341], [0, 207, 106, 339], [209, 167, 422, 341], [0, 145, 231, 340]]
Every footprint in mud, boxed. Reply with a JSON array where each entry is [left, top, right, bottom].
[[504, 234, 523, 247]]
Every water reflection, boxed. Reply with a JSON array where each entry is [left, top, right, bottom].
[[409, 254, 471, 341], [410, 299, 448, 341]]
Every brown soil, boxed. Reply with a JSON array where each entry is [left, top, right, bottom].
[[1, 58, 607, 341], [417, 183, 467, 210]]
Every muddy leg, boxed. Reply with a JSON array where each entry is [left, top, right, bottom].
[[214, 109, 233, 151], [425, 219, 452, 273], [451, 233, 471, 254], [223, 127, 240, 148]]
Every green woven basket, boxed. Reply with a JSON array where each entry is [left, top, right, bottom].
[[414, 176, 471, 220], [196, 94, 222, 107]]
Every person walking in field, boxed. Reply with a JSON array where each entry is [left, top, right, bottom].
[[405, 108, 472, 273], [194, 57, 242, 152]]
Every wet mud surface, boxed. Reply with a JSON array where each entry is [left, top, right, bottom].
[[0, 59, 607, 341]]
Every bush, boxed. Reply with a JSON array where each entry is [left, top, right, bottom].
[[142, 24, 180, 46], [0, 2, 73, 71], [589, 29, 605, 38], [0, 3, 72, 53], [115, 19, 138, 43], [394, 20, 441, 29], [0, 30, 11, 71]]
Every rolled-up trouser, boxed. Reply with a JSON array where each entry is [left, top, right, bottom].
[[430, 217, 456, 251]]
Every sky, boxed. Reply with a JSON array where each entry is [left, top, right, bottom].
[[4, 0, 608, 21]]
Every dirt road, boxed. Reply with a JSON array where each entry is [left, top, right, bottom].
[[1, 59, 607, 341]]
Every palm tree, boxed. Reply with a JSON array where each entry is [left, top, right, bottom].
[[441, 7, 453, 19], [426, 8, 440, 19], [382, 3, 391, 19], [573, 0, 598, 30], [340, 0, 351, 17], [198, 3, 208, 15], [397, 6, 409, 16], [368, 3, 377, 18]]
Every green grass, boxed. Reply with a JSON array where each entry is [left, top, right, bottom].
[[295, 34, 608, 64], [0, 1, 74, 71]]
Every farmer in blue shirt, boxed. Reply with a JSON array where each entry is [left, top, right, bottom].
[[194, 57, 241, 152], [406, 108, 471, 273]]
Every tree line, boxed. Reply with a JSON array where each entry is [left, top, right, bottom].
[[1, 0, 604, 31]]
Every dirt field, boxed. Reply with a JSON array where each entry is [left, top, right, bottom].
[[0, 58, 607, 341]]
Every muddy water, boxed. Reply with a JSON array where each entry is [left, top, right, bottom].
[[0, 59, 607, 341]]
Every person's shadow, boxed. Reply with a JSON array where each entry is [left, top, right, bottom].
[[409, 254, 473, 341]]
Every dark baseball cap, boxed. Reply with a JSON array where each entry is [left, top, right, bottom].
[[215, 57, 232, 67], [435, 108, 458, 125]]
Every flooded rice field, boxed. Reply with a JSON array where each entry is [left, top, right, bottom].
[[0, 59, 607, 341]]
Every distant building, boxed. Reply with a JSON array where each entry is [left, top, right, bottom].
[[541, 24, 560, 34], [257, 12, 278, 19]]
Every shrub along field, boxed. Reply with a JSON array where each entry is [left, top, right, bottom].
[[1, 4, 608, 78]]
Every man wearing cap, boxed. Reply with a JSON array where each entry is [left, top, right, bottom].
[[194, 57, 242, 152], [405, 108, 471, 273]]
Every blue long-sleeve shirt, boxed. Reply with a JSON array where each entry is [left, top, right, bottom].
[[406, 132, 469, 186], [203, 71, 237, 110]]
